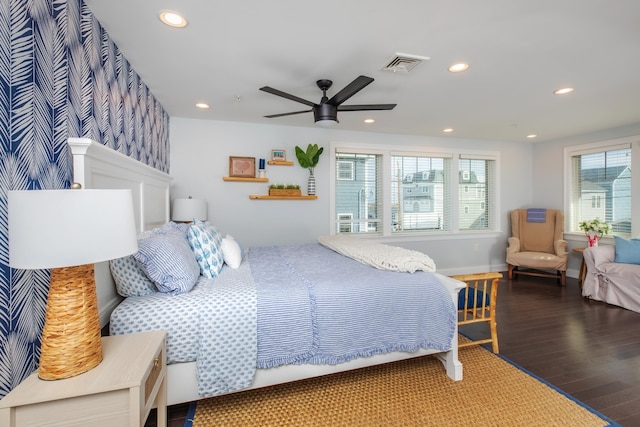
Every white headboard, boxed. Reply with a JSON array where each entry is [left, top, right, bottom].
[[69, 138, 172, 327]]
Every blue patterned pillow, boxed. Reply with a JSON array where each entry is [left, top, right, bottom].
[[134, 223, 200, 294], [110, 255, 157, 297], [187, 220, 224, 278]]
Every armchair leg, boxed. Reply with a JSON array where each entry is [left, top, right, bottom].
[[508, 264, 515, 279], [560, 271, 566, 286]]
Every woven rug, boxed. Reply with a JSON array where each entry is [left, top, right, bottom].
[[186, 341, 619, 427]]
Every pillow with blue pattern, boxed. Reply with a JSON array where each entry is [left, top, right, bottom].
[[110, 255, 157, 297], [187, 220, 224, 278], [134, 222, 200, 294], [614, 236, 640, 265]]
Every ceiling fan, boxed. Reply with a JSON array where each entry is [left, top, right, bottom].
[[259, 75, 396, 128]]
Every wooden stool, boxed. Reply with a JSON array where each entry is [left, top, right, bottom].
[[572, 247, 587, 288]]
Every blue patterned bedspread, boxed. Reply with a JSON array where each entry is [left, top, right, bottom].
[[110, 243, 456, 398], [251, 244, 456, 368]]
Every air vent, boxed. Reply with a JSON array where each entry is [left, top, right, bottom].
[[382, 53, 430, 73]]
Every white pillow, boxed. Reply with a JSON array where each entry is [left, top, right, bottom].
[[187, 220, 224, 278], [221, 235, 243, 269]]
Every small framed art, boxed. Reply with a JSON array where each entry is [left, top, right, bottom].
[[229, 156, 256, 178], [271, 150, 286, 162]]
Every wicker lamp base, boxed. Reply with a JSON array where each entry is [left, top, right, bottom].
[[38, 264, 103, 380]]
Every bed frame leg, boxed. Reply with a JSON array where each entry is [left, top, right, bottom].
[[435, 349, 463, 381]]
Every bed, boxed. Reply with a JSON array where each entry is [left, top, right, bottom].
[[69, 138, 464, 406]]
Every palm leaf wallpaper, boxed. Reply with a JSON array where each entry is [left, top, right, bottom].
[[0, 0, 169, 397]]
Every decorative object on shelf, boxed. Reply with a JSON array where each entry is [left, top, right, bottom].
[[258, 158, 266, 178], [172, 196, 207, 222], [295, 143, 324, 196], [8, 186, 137, 380], [271, 149, 286, 162], [578, 217, 612, 247], [229, 156, 256, 178], [269, 184, 301, 197]]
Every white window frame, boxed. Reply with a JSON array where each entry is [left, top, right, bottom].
[[564, 135, 639, 237], [329, 142, 500, 238]]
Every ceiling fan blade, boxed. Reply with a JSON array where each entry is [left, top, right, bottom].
[[338, 104, 397, 111], [264, 109, 312, 118], [259, 86, 316, 108], [327, 75, 374, 106]]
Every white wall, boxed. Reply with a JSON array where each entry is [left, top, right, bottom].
[[170, 118, 533, 275]]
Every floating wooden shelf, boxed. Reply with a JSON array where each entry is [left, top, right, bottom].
[[267, 160, 294, 166], [249, 195, 318, 200], [223, 176, 268, 182]]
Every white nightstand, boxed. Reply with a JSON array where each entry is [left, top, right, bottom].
[[0, 330, 167, 427]]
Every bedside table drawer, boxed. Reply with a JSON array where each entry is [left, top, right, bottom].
[[145, 345, 165, 403]]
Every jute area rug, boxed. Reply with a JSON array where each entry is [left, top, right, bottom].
[[187, 341, 617, 427]]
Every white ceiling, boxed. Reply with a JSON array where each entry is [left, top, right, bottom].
[[85, 0, 640, 143]]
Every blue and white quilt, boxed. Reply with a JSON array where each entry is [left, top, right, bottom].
[[110, 243, 456, 398]]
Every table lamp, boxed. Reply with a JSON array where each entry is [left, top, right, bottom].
[[172, 196, 207, 222], [8, 186, 137, 380]]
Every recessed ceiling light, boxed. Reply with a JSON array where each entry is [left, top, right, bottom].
[[554, 87, 574, 95], [364, 119, 375, 124], [448, 63, 469, 73], [526, 134, 537, 139], [195, 102, 210, 109], [443, 128, 454, 133], [159, 11, 187, 28]]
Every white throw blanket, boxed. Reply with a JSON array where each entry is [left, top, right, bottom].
[[318, 235, 436, 273]]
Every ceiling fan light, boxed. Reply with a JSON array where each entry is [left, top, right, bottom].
[[316, 119, 337, 128]]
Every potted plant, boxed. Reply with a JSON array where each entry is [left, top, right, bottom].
[[578, 217, 612, 247], [268, 184, 301, 197], [295, 144, 323, 196]]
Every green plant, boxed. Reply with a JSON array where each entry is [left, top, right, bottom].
[[269, 184, 299, 189], [295, 144, 324, 171]]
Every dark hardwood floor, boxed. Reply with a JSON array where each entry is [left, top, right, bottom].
[[146, 274, 640, 427]]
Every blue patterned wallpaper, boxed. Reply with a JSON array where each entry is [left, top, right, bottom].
[[0, 0, 170, 397]]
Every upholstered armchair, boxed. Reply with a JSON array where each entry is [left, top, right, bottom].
[[506, 209, 568, 286]]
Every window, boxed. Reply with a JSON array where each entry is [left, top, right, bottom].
[[459, 157, 495, 231], [566, 139, 632, 236], [392, 154, 450, 232], [337, 213, 353, 233], [332, 144, 498, 236], [337, 161, 354, 180], [334, 152, 381, 234]]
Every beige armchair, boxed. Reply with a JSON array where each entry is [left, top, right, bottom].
[[506, 209, 568, 286]]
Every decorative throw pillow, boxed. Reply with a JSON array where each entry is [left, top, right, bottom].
[[614, 236, 640, 265], [134, 222, 200, 294], [187, 220, 224, 278], [110, 255, 157, 297], [221, 234, 243, 269]]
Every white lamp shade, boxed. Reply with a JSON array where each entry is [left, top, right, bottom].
[[172, 198, 207, 222], [8, 189, 137, 269]]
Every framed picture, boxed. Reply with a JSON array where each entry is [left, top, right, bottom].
[[229, 156, 256, 178], [271, 149, 286, 162]]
